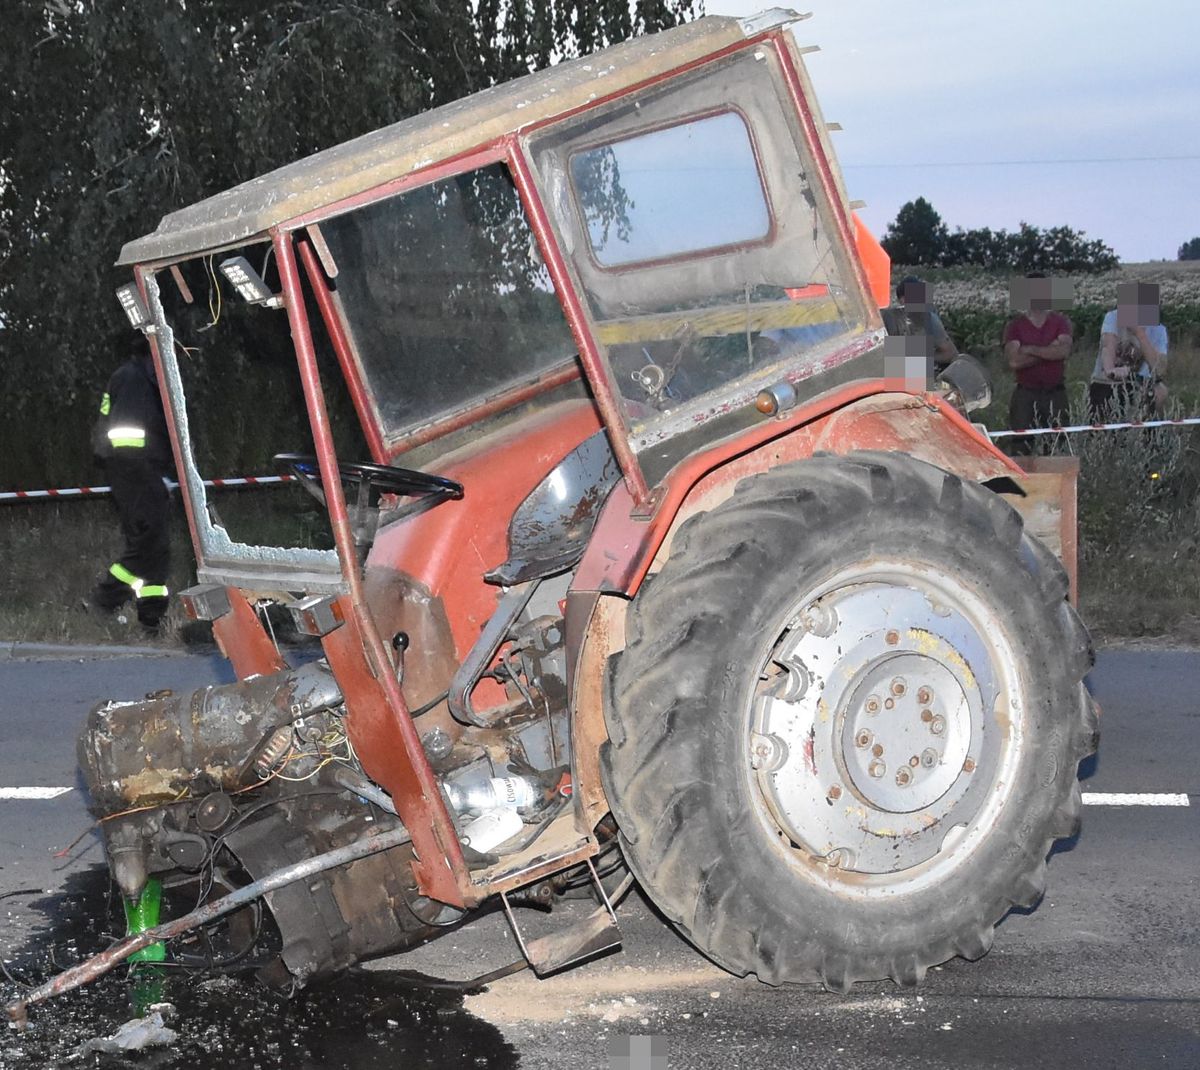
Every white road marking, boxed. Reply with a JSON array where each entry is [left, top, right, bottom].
[[1082, 792, 1190, 807], [0, 787, 73, 800]]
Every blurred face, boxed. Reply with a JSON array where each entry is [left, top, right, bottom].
[[1116, 282, 1160, 328], [1010, 276, 1074, 314], [899, 280, 928, 308]]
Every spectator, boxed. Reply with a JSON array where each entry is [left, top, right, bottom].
[[881, 276, 959, 372], [1088, 282, 1169, 421], [1004, 272, 1073, 454]]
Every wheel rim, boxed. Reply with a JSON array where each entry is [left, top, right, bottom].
[[748, 560, 1024, 891]]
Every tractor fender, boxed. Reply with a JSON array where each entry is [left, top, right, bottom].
[[575, 390, 1019, 601], [567, 390, 1038, 832]]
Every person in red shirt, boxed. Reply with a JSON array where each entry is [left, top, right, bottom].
[[1003, 272, 1073, 454]]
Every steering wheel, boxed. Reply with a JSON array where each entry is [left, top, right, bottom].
[[273, 453, 463, 541]]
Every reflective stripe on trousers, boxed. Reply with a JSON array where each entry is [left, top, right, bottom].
[[109, 562, 168, 599]]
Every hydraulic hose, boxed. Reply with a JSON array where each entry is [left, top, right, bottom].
[[6, 823, 411, 1029]]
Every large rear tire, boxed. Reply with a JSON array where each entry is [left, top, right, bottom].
[[601, 451, 1097, 989]]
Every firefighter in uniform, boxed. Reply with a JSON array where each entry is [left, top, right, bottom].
[[90, 336, 173, 631]]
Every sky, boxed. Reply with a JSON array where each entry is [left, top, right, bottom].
[[705, 0, 1199, 262]]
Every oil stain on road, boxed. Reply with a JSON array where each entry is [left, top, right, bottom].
[[0, 866, 518, 1069]]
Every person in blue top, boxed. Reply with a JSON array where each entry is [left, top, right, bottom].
[[1088, 282, 1169, 420]]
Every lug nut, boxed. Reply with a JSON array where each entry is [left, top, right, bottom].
[[885, 630, 900, 646], [868, 759, 886, 778], [963, 757, 977, 773], [871, 743, 884, 757], [908, 755, 920, 768], [917, 686, 933, 705], [920, 709, 934, 723], [921, 748, 938, 768], [930, 714, 947, 736], [827, 785, 843, 801], [802, 603, 838, 638], [855, 729, 873, 749], [884, 698, 895, 710], [749, 732, 788, 772], [895, 767, 912, 786], [865, 696, 881, 715], [890, 678, 907, 697]]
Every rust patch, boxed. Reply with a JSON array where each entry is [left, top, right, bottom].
[[570, 593, 626, 831]]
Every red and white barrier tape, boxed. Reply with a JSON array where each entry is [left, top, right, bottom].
[[0, 474, 294, 503], [4, 415, 1199, 502], [987, 416, 1200, 439]]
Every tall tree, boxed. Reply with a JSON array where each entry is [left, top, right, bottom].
[[1180, 237, 1200, 261], [880, 197, 949, 267], [0, 0, 694, 486]]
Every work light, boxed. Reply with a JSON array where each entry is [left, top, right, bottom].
[[115, 283, 154, 332], [219, 256, 283, 307]]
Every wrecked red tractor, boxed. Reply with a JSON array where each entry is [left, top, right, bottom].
[[16, 7, 1097, 1023]]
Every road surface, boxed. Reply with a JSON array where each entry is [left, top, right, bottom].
[[0, 647, 1196, 1069]]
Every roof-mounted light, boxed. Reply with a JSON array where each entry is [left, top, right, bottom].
[[115, 283, 155, 334], [219, 257, 283, 308]]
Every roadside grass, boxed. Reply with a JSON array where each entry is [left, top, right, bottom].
[[1067, 404, 1200, 644], [0, 499, 201, 646]]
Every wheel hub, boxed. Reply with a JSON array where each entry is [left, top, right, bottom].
[[750, 572, 1011, 878], [841, 652, 970, 813]]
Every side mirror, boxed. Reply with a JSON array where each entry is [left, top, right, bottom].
[[936, 354, 991, 413]]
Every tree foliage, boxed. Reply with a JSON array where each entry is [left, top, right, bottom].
[[882, 198, 1119, 274], [1179, 237, 1200, 261], [0, 0, 693, 487], [879, 197, 948, 268]]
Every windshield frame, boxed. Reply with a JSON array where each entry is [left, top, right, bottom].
[[130, 25, 881, 555], [284, 144, 592, 461], [139, 261, 348, 594], [519, 32, 882, 466]]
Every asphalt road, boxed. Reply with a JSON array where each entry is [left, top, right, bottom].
[[0, 647, 1196, 1069]]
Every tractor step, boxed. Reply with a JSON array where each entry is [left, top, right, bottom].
[[500, 860, 622, 976]]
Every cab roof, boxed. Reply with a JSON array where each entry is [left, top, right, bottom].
[[116, 10, 807, 267]]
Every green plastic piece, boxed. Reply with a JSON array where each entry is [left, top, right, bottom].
[[123, 877, 166, 964], [130, 969, 165, 1015]]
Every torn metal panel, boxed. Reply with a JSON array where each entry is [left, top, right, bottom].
[[1011, 456, 1080, 605]]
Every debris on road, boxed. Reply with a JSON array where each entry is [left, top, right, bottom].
[[73, 1008, 177, 1056]]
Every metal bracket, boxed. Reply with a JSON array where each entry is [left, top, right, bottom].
[[179, 583, 231, 622], [448, 580, 539, 727], [628, 485, 665, 521], [499, 859, 623, 977], [738, 8, 811, 36]]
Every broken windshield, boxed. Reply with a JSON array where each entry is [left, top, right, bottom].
[[146, 245, 366, 591], [315, 163, 578, 445]]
